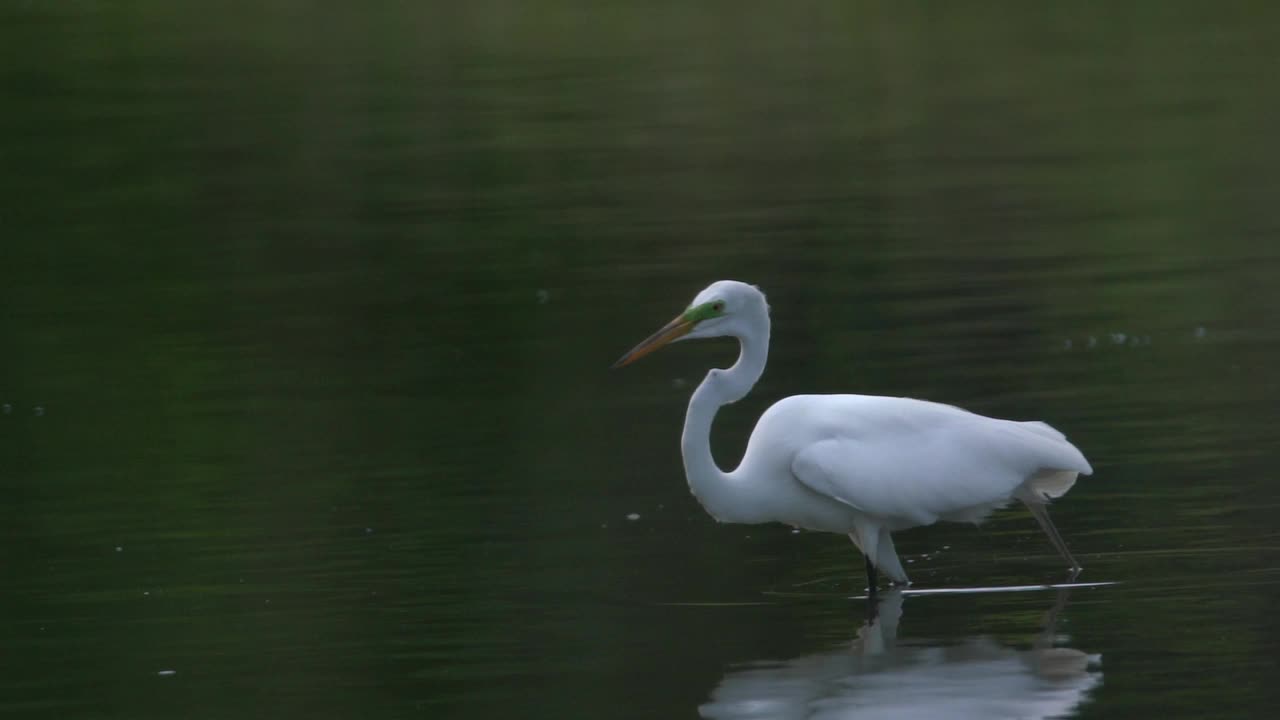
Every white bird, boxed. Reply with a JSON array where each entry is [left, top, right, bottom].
[[613, 280, 1092, 589]]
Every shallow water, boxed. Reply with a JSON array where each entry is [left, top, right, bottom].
[[3, 3, 1280, 719]]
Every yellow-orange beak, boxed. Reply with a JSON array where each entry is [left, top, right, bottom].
[[612, 313, 694, 368]]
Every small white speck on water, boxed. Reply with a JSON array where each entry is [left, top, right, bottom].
[[2, 404, 10, 414], [33, 406, 44, 416], [907, 559, 915, 564], [1063, 339, 1072, 350], [943, 545, 950, 550], [536, 289, 550, 304], [1109, 333, 1126, 345], [791, 528, 801, 534], [1194, 326, 1207, 339], [601, 523, 608, 529], [672, 378, 688, 389], [1087, 336, 1097, 348], [364, 527, 373, 534], [143, 591, 150, 596], [157, 670, 177, 677], [626, 513, 641, 521], [115, 546, 123, 552]]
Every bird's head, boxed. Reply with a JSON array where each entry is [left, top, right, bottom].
[[612, 280, 769, 368]]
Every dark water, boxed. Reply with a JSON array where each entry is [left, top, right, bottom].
[[4, 3, 1280, 718]]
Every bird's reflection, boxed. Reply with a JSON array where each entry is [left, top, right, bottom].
[[700, 587, 1101, 720]]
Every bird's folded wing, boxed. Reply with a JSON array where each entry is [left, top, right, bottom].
[[790, 419, 1087, 526]]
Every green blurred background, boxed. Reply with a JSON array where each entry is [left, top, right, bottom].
[[2, 2, 1278, 718]]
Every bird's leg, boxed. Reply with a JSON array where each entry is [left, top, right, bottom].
[[865, 554, 879, 597], [865, 586, 881, 623], [863, 555, 881, 622], [849, 530, 881, 597], [1025, 501, 1080, 572]]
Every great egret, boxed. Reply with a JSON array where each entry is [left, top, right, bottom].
[[613, 280, 1092, 590]]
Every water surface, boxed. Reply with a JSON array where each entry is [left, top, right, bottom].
[[3, 2, 1280, 718]]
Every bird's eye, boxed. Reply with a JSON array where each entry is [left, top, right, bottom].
[[712, 301, 725, 313]]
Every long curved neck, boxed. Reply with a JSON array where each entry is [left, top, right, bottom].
[[681, 323, 770, 523]]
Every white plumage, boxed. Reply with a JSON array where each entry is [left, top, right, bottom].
[[614, 280, 1092, 587]]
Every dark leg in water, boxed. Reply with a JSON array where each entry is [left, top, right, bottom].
[[864, 555, 880, 621], [1025, 501, 1081, 573]]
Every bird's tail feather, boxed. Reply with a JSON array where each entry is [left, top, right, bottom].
[[1024, 469, 1079, 502], [1019, 420, 1068, 441]]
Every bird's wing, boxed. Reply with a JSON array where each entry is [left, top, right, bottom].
[[790, 408, 1091, 526]]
